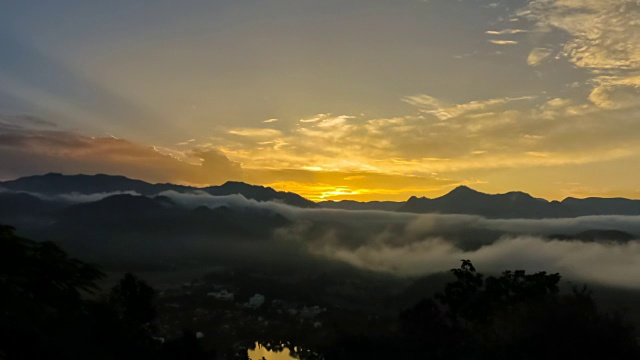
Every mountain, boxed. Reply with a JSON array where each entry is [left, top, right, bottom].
[[397, 186, 640, 218], [0, 173, 192, 195], [0, 191, 66, 216], [59, 194, 169, 222], [0, 191, 67, 229], [50, 194, 290, 237], [397, 186, 558, 218], [4, 174, 640, 219], [561, 197, 640, 216], [33, 193, 294, 262], [0, 173, 317, 208], [318, 200, 404, 212], [204, 181, 316, 208]]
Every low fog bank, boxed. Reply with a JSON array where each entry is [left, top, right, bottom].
[[4, 188, 640, 289], [157, 191, 640, 289], [0, 186, 141, 204]]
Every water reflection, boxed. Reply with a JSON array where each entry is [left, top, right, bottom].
[[248, 342, 297, 360]]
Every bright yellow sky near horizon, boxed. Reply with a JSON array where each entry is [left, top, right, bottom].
[[2, 0, 640, 202]]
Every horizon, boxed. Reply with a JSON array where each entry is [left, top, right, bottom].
[[4, 171, 640, 203], [2, 1, 640, 202]]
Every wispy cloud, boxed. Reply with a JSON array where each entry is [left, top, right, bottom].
[[176, 139, 196, 146], [519, 0, 640, 109], [488, 40, 518, 45], [522, 0, 640, 72], [486, 29, 528, 35], [527, 48, 553, 66], [228, 128, 283, 138], [402, 95, 537, 120]]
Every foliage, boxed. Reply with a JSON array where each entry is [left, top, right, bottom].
[[0, 225, 208, 359], [0, 225, 106, 359], [399, 260, 640, 360], [110, 272, 157, 330]]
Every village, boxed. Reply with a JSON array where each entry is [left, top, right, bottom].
[[152, 268, 334, 357]]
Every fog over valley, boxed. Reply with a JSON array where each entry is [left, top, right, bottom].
[[4, 173, 640, 290]]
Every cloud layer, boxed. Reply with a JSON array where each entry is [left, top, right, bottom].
[[128, 190, 640, 289]]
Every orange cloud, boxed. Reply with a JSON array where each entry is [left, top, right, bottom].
[[0, 122, 242, 186]]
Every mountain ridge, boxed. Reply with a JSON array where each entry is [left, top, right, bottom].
[[0, 173, 317, 208], [398, 186, 640, 218], [4, 174, 640, 218]]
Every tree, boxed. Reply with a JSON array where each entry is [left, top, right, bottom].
[[0, 225, 165, 359], [110, 272, 157, 330], [0, 225, 104, 359], [401, 260, 640, 360]]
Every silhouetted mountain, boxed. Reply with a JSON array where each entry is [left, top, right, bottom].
[[181, 205, 291, 237], [0, 191, 68, 230], [204, 181, 317, 208], [5, 174, 640, 221], [398, 186, 558, 218], [50, 193, 291, 234], [0, 173, 192, 195], [35, 193, 294, 262], [562, 197, 640, 216], [0, 191, 66, 216], [59, 194, 169, 223], [318, 200, 404, 211], [0, 173, 317, 207], [397, 186, 640, 218]]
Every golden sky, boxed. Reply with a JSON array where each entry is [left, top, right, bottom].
[[1, 0, 640, 202]]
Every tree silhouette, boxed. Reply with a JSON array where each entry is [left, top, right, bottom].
[[110, 272, 157, 330], [400, 260, 640, 359], [0, 225, 104, 358]]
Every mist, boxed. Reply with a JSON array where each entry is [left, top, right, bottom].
[[155, 190, 640, 289], [5, 187, 640, 289]]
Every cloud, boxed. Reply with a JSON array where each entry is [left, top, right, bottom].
[[0, 122, 243, 185], [228, 128, 283, 139], [522, 0, 640, 73], [12, 182, 640, 289], [299, 114, 329, 123], [519, 0, 640, 108], [316, 235, 640, 289], [152, 191, 640, 289], [16, 190, 142, 204], [402, 95, 536, 120], [205, 86, 640, 201], [486, 29, 528, 35], [270, 206, 640, 288], [588, 75, 640, 109], [527, 48, 553, 66], [262, 118, 279, 123], [176, 139, 196, 146], [488, 40, 518, 45]]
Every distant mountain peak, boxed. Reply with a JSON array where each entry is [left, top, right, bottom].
[[450, 185, 478, 193], [221, 180, 265, 188], [442, 185, 484, 198]]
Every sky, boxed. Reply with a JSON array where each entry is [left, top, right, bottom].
[[1, 0, 640, 201]]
